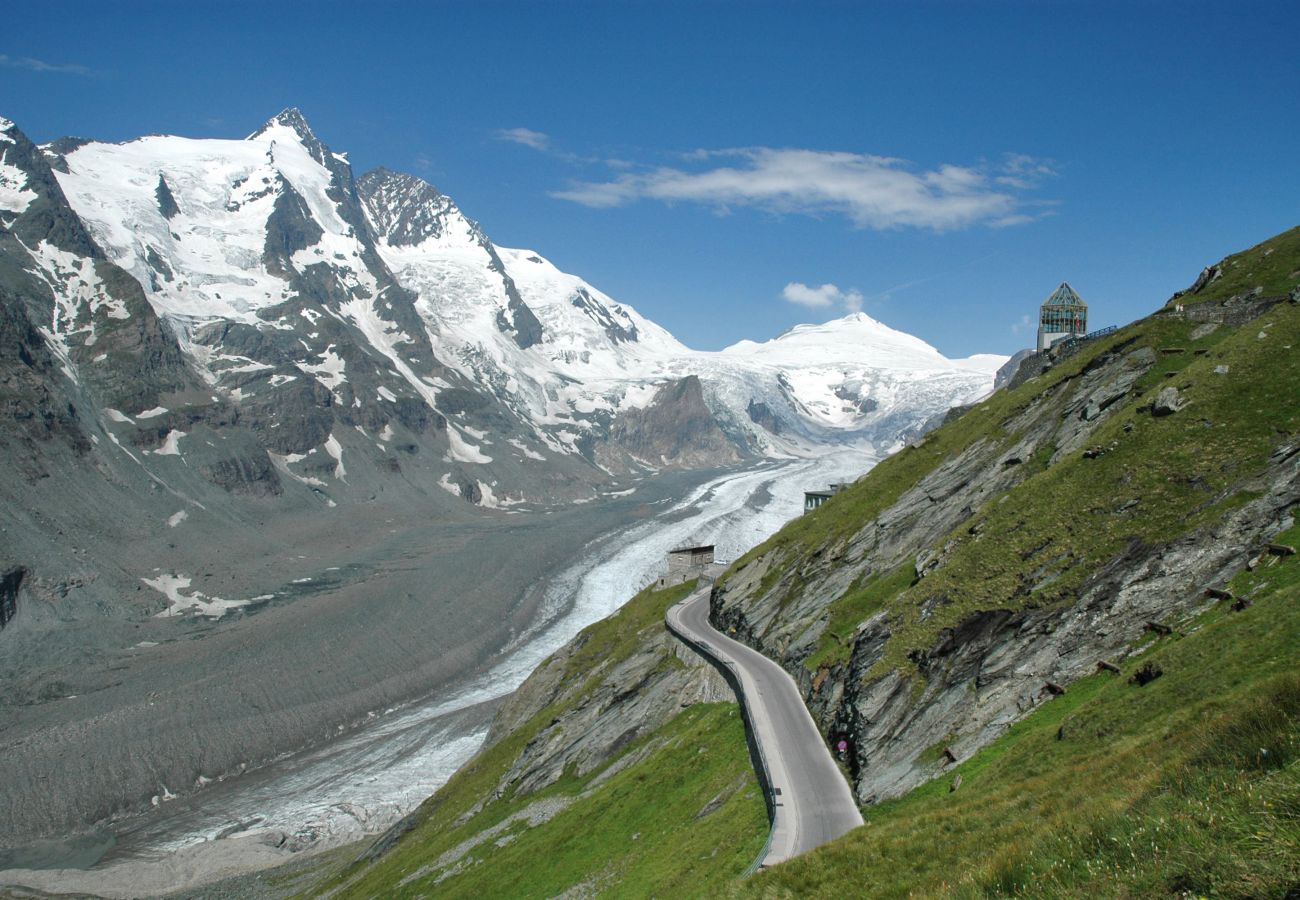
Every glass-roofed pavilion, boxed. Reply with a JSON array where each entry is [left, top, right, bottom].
[[1036, 282, 1088, 351]]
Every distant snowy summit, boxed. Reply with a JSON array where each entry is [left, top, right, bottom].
[[723, 311, 1005, 373], [0, 107, 1005, 512]]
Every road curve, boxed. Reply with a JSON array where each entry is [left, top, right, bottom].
[[666, 583, 863, 868]]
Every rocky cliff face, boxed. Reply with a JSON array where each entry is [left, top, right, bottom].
[[603, 375, 744, 469], [710, 234, 1300, 807], [486, 593, 733, 799]]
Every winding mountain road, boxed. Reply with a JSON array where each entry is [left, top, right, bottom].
[[666, 583, 863, 868]]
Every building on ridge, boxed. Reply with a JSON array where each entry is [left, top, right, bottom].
[[1037, 282, 1088, 351]]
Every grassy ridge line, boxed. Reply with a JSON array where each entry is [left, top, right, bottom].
[[316, 580, 767, 898], [742, 522, 1300, 899], [738, 280, 1297, 678], [722, 223, 1300, 632], [865, 299, 1299, 680], [1166, 224, 1300, 307]]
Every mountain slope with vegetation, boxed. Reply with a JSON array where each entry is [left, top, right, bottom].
[[317, 580, 768, 898], [746, 536, 1300, 897], [711, 225, 1298, 813], [307, 226, 1299, 899]]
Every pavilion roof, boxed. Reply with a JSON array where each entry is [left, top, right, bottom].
[[1042, 281, 1086, 308]]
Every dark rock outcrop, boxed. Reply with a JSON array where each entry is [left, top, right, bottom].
[[154, 174, 180, 219], [0, 567, 24, 630], [746, 399, 783, 434], [607, 376, 743, 468]]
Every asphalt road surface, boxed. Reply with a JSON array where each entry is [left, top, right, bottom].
[[666, 583, 863, 867]]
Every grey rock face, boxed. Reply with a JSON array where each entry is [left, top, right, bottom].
[[0, 567, 23, 630], [0, 279, 90, 479], [356, 167, 462, 249], [570, 287, 638, 345], [606, 376, 744, 469], [262, 177, 324, 276], [1152, 385, 1184, 416], [993, 348, 1035, 390], [746, 399, 783, 434]]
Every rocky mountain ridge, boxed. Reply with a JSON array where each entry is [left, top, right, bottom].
[[28, 108, 1002, 501]]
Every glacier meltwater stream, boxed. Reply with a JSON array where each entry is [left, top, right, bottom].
[[30, 450, 877, 884]]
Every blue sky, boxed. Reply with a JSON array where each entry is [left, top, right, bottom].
[[5, 0, 1297, 357]]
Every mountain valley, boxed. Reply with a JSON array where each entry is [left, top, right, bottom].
[[0, 108, 999, 877]]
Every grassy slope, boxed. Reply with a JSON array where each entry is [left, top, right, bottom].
[[317, 580, 767, 898], [719, 228, 1300, 896], [868, 298, 1299, 679], [724, 237, 1299, 677], [744, 523, 1300, 899], [1168, 224, 1300, 306]]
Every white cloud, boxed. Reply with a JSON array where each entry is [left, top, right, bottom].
[[0, 54, 94, 75], [783, 282, 864, 313], [1011, 313, 1034, 335], [996, 153, 1058, 189], [496, 127, 551, 151], [552, 147, 1054, 231]]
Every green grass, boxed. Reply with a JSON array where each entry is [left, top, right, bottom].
[[870, 302, 1299, 678], [805, 561, 916, 671], [329, 703, 766, 899], [560, 578, 697, 690], [1166, 224, 1300, 307], [741, 528, 1300, 898], [312, 578, 767, 899]]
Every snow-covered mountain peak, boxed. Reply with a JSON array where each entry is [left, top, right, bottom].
[[247, 107, 329, 166], [248, 107, 317, 143], [0, 119, 36, 215], [9, 107, 1007, 502], [722, 310, 957, 372], [49, 111, 395, 342]]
